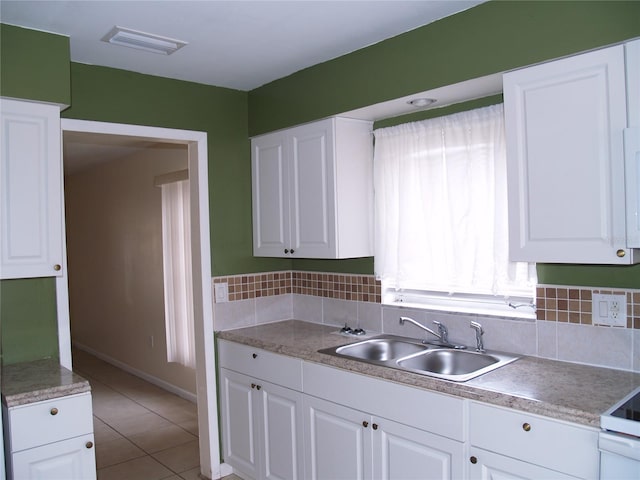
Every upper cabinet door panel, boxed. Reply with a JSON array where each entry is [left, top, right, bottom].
[[504, 45, 631, 264], [289, 119, 336, 258], [1, 99, 63, 279], [251, 117, 372, 259], [252, 132, 290, 257]]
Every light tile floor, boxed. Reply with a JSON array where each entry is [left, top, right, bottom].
[[72, 349, 205, 480]]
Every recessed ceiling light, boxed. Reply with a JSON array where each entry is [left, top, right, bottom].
[[407, 98, 437, 108], [101, 26, 187, 55]]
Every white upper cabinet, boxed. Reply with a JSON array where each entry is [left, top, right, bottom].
[[625, 39, 640, 247], [252, 117, 373, 258], [504, 42, 639, 264], [1, 98, 64, 278]]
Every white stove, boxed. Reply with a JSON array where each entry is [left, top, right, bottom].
[[599, 386, 640, 479]]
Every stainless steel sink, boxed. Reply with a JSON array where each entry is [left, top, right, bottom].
[[334, 337, 428, 361], [396, 349, 517, 381], [319, 335, 519, 382]]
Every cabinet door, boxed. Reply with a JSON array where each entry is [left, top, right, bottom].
[[468, 448, 579, 480], [373, 418, 463, 480], [0, 99, 63, 278], [252, 131, 290, 257], [220, 369, 259, 479], [303, 395, 372, 480], [10, 433, 96, 480], [259, 381, 304, 480], [289, 119, 336, 258], [504, 45, 630, 264], [625, 128, 640, 247]]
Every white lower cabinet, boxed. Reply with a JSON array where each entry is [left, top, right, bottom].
[[218, 340, 601, 480], [304, 394, 463, 480], [468, 447, 579, 480], [219, 369, 304, 480], [302, 362, 464, 480], [304, 395, 371, 480], [11, 434, 96, 480], [468, 402, 599, 480], [2, 392, 96, 480], [218, 340, 304, 480]]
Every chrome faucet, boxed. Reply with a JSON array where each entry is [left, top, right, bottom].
[[399, 317, 466, 349], [470, 321, 485, 353]]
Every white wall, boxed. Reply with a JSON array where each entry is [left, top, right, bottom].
[[65, 145, 196, 395]]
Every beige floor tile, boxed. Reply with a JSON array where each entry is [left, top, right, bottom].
[[178, 418, 199, 436], [179, 466, 204, 480], [152, 440, 200, 473], [97, 455, 174, 480], [74, 348, 203, 478], [129, 424, 197, 454], [221, 475, 243, 480], [95, 437, 146, 469], [108, 411, 174, 437], [94, 416, 123, 443], [93, 395, 150, 423]]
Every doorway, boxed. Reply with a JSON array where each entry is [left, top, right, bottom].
[[57, 119, 221, 479]]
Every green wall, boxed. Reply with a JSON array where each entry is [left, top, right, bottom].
[[0, 278, 59, 364], [249, 0, 640, 135], [255, 0, 640, 289], [62, 63, 287, 277], [0, 23, 70, 105], [0, 24, 71, 364], [2, 0, 640, 364]]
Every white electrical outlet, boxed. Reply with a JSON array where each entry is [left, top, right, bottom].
[[215, 282, 229, 303], [592, 293, 627, 327]]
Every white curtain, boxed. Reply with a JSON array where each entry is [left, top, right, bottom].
[[374, 104, 536, 299], [161, 179, 195, 368]]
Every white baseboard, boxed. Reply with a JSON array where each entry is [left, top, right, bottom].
[[72, 341, 197, 403]]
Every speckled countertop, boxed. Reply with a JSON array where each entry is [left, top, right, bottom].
[[217, 319, 640, 428], [2, 358, 91, 408]]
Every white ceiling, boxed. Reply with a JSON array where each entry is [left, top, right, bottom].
[[0, 0, 485, 91]]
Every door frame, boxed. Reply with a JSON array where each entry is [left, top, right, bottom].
[[58, 118, 222, 479]]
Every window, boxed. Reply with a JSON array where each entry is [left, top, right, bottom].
[[373, 104, 537, 318], [158, 173, 196, 368]]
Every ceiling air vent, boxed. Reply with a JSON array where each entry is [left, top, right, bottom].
[[101, 26, 187, 55]]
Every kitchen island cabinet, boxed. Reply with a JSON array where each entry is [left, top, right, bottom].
[[1, 359, 95, 480], [251, 117, 373, 259]]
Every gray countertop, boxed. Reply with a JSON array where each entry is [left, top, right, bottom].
[[217, 319, 640, 428], [2, 358, 91, 408]]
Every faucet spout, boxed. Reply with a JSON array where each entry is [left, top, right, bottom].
[[399, 317, 466, 349], [399, 316, 441, 341], [470, 321, 485, 353]]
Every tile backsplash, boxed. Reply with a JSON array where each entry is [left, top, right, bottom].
[[213, 271, 381, 303], [213, 272, 640, 372]]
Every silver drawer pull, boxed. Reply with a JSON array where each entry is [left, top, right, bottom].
[[522, 422, 531, 432], [86, 441, 93, 449], [50, 408, 59, 416]]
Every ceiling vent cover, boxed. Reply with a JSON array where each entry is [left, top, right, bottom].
[[101, 26, 187, 55]]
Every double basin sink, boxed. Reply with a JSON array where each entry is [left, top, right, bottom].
[[319, 335, 519, 382]]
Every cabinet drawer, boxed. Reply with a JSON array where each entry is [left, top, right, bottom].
[[218, 340, 303, 391], [469, 402, 599, 478], [5, 393, 93, 452]]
